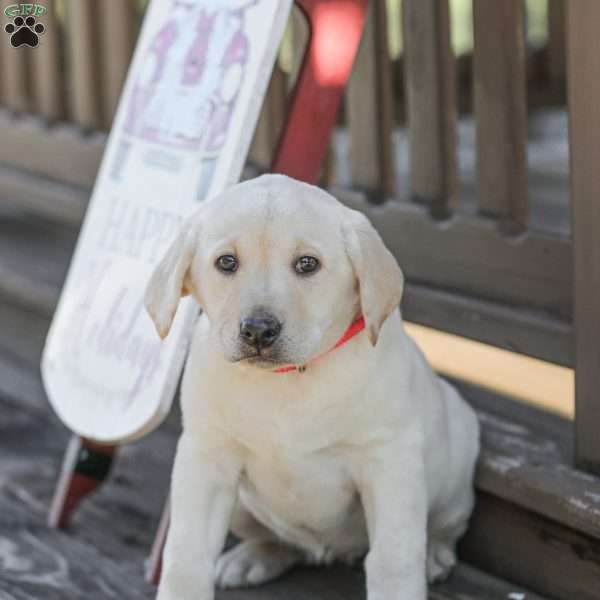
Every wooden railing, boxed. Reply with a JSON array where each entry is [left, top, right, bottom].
[[0, 0, 139, 127]]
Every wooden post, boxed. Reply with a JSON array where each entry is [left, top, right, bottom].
[[0, 0, 30, 112], [473, 0, 528, 232], [30, 0, 64, 120], [66, 0, 102, 128], [248, 65, 287, 169], [548, 0, 566, 88], [402, 0, 456, 217], [97, 0, 137, 128], [566, 0, 600, 475], [347, 1, 394, 196]]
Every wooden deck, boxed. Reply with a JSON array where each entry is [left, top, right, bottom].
[[0, 377, 543, 600], [0, 213, 552, 599]]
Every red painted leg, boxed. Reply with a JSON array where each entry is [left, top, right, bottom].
[[145, 495, 170, 585], [272, 0, 369, 182], [48, 435, 117, 529]]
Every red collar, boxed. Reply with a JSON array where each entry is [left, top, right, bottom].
[[273, 316, 366, 374]]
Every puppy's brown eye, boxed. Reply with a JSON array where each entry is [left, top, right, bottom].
[[216, 254, 238, 273], [295, 256, 320, 275]]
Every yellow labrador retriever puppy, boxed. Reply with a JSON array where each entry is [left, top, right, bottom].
[[145, 174, 479, 600]]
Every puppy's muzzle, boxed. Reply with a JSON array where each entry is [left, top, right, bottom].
[[239, 315, 282, 350]]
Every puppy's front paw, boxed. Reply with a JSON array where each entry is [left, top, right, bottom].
[[426, 540, 457, 583], [215, 539, 302, 588]]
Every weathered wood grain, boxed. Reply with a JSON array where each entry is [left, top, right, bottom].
[[456, 381, 600, 600], [0, 109, 105, 189], [347, 2, 394, 195], [248, 65, 287, 169], [547, 0, 566, 87], [0, 163, 89, 226], [0, 216, 76, 317], [0, 0, 30, 112], [0, 301, 48, 368], [402, 0, 456, 216], [461, 492, 600, 600], [566, 0, 600, 476], [97, 0, 137, 127], [65, 0, 102, 128], [29, 0, 65, 121], [457, 380, 600, 541], [336, 188, 573, 321], [473, 0, 528, 230], [0, 399, 162, 600], [0, 353, 48, 417], [403, 281, 573, 366]]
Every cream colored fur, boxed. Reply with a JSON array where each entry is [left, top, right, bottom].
[[145, 174, 480, 600]]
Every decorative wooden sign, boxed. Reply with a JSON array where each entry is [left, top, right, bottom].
[[42, 0, 292, 443]]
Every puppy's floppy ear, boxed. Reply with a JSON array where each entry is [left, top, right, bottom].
[[145, 222, 199, 339], [342, 208, 404, 346]]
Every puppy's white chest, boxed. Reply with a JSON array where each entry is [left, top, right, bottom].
[[239, 442, 367, 560]]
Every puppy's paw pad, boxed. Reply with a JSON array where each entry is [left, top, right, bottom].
[[426, 541, 457, 583], [215, 540, 301, 589]]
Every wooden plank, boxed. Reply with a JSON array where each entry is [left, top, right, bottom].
[[30, 0, 64, 120], [65, 0, 102, 128], [346, 2, 394, 195], [547, 0, 566, 87], [0, 163, 88, 226], [248, 65, 287, 169], [566, 0, 600, 475], [402, 0, 456, 216], [0, 0, 30, 112], [0, 109, 105, 188], [432, 564, 545, 600], [0, 215, 76, 317], [97, 0, 137, 127], [336, 188, 573, 321], [0, 350, 48, 416], [0, 301, 48, 371], [0, 261, 59, 317], [458, 382, 600, 541], [0, 398, 167, 600], [403, 282, 573, 366], [461, 492, 600, 600], [455, 381, 600, 600], [473, 0, 528, 230]]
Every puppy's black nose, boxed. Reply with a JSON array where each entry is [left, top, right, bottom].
[[239, 316, 281, 349]]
